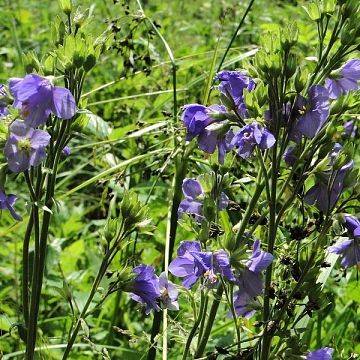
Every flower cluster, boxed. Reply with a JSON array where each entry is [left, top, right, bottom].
[[182, 71, 275, 164], [0, 74, 76, 220], [129, 265, 179, 314]]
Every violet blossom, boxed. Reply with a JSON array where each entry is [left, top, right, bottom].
[[233, 240, 273, 317], [178, 178, 229, 220], [231, 122, 275, 159], [306, 347, 334, 360], [304, 144, 353, 213], [0, 189, 22, 221], [294, 85, 330, 139], [216, 70, 255, 117], [129, 265, 161, 314], [9, 74, 76, 127], [328, 215, 360, 268], [325, 59, 360, 99], [169, 241, 234, 288], [4, 120, 51, 173]]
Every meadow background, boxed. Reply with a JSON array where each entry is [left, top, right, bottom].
[[0, 0, 359, 359]]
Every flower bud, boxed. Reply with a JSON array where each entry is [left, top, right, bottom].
[[285, 53, 297, 78], [302, 2, 321, 21], [294, 69, 307, 93], [59, 0, 72, 15], [104, 218, 118, 243]]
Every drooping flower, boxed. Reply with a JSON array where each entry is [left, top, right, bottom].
[[178, 178, 229, 220], [181, 104, 223, 141], [169, 241, 234, 288], [325, 59, 360, 99], [159, 272, 179, 311], [4, 120, 51, 173], [294, 85, 330, 139], [9, 74, 76, 127], [216, 70, 256, 117], [328, 215, 360, 268], [129, 265, 160, 314], [181, 104, 233, 163], [231, 122, 275, 159], [232, 240, 273, 317], [198, 123, 234, 164], [0, 189, 22, 221], [306, 347, 334, 360], [304, 145, 353, 213]]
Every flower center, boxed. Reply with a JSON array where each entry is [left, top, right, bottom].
[[17, 138, 31, 152], [204, 269, 218, 284]]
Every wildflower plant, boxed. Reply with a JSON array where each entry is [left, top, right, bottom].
[[0, 0, 359, 359]]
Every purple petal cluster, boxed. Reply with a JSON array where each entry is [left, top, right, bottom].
[[216, 70, 255, 117], [178, 178, 229, 221], [233, 240, 273, 317], [9, 74, 76, 127], [231, 122, 275, 159], [304, 144, 353, 212], [169, 241, 234, 288], [306, 347, 334, 360], [328, 215, 360, 268], [4, 120, 51, 173], [129, 265, 178, 314], [325, 59, 360, 99], [294, 85, 330, 139], [0, 189, 22, 221]]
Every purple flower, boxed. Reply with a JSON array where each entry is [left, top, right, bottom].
[[344, 120, 357, 138], [328, 215, 360, 268], [246, 239, 274, 273], [159, 272, 179, 311], [325, 59, 360, 99], [62, 145, 71, 156], [169, 241, 234, 288], [198, 123, 234, 164], [231, 122, 275, 159], [178, 178, 229, 220], [178, 179, 204, 220], [216, 70, 255, 117], [233, 240, 273, 317], [181, 104, 222, 141], [233, 291, 256, 318], [294, 85, 329, 139], [306, 347, 334, 360], [284, 146, 298, 166], [0, 84, 9, 117], [304, 153, 353, 213], [0, 189, 22, 221], [4, 120, 51, 173], [9, 74, 76, 127], [129, 265, 160, 314]]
